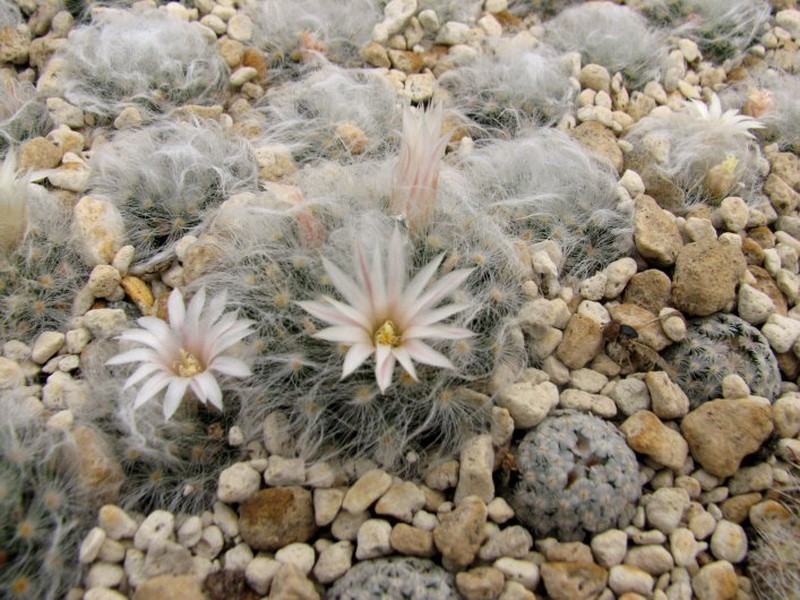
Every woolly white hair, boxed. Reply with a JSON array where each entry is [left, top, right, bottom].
[[462, 128, 633, 280], [624, 95, 764, 206], [641, 0, 770, 60], [258, 62, 402, 165], [61, 8, 229, 118], [191, 148, 530, 473], [249, 0, 382, 71], [87, 118, 258, 268], [544, 1, 667, 87], [439, 44, 577, 135], [0, 0, 20, 26], [727, 71, 800, 150], [418, 0, 482, 23], [0, 73, 50, 148]]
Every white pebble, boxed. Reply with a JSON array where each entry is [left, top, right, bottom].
[[355, 519, 393, 559]]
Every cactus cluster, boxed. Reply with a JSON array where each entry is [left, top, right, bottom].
[[326, 557, 459, 600], [87, 118, 258, 269], [543, 1, 667, 88], [662, 313, 781, 408], [0, 420, 88, 600], [61, 8, 229, 119], [463, 129, 634, 280], [504, 410, 641, 541]]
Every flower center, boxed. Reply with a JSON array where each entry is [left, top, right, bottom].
[[174, 348, 204, 377], [374, 320, 402, 347]]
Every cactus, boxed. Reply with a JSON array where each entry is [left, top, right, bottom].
[[87, 118, 258, 269], [439, 45, 577, 136], [504, 410, 641, 542], [662, 313, 780, 409], [193, 158, 530, 473], [258, 63, 401, 165], [326, 557, 459, 600], [462, 129, 634, 280], [0, 420, 89, 600], [0, 173, 85, 343], [543, 1, 667, 88], [61, 8, 229, 119]]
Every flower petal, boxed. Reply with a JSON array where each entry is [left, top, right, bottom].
[[297, 298, 372, 330], [391, 346, 418, 381], [209, 356, 251, 378], [321, 256, 367, 308], [190, 371, 223, 410], [162, 377, 189, 419], [404, 267, 474, 319], [400, 252, 444, 307], [413, 302, 471, 327], [386, 227, 406, 307], [167, 288, 186, 330], [403, 339, 455, 370], [314, 325, 371, 344], [107, 347, 162, 366], [342, 342, 374, 378], [133, 372, 172, 409], [403, 324, 474, 340], [374, 343, 396, 393], [122, 362, 162, 389]]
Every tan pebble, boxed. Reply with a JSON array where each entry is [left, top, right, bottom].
[[120, 275, 154, 315]]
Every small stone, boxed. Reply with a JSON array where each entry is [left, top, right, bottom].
[[72, 196, 125, 266], [31, 331, 65, 364], [709, 520, 747, 563], [132, 574, 205, 600], [455, 435, 494, 504], [120, 275, 154, 315], [230, 66, 257, 87], [436, 21, 470, 45], [691, 560, 739, 600], [72, 426, 123, 504], [433, 495, 488, 571], [48, 152, 89, 192], [738, 283, 774, 325], [177, 516, 202, 548], [264, 455, 306, 487], [672, 239, 746, 316], [46, 97, 83, 128], [239, 487, 316, 551], [389, 523, 435, 557], [540, 562, 608, 600], [99, 505, 138, 540], [645, 487, 690, 534], [331, 509, 370, 542], [134, 511, 175, 551], [375, 481, 425, 522], [645, 371, 689, 419], [217, 462, 261, 504], [681, 399, 774, 478], [355, 518, 392, 560], [245, 556, 280, 595], [579, 64, 611, 93], [620, 411, 689, 470], [313, 540, 353, 584], [83, 309, 127, 339], [670, 527, 704, 567], [624, 545, 674, 575], [275, 542, 315, 575], [591, 529, 627, 568], [718, 197, 749, 232], [493, 557, 539, 591], [19, 136, 62, 170], [226, 13, 253, 42], [772, 392, 800, 437], [194, 526, 223, 561], [495, 379, 559, 429], [143, 539, 192, 578], [487, 497, 515, 524], [113, 106, 142, 129], [269, 563, 320, 600], [608, 564, 655, 597], [763, 313, 800, 353], [478, 525, 533, 561], [571, 121, 623, 174], [314, 488, 344, 528], [342, 469, 392, 513], [80, 527, 108, 564], [634, 194, 683, 266], [556, 313, 605, 369], [610, 378, 650, 416], [456, 566, 505, 600]]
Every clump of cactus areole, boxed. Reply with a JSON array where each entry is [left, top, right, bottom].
[[326, 557, 459, 600], [662, 313, 780, 408], [504, 410, 641, 541]]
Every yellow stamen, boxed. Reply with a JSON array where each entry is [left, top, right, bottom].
[[374, 320, 402, 347], [174, 348, 204, 377]]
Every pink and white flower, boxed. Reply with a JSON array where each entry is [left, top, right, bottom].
[[298, 228, 474, 393], [107, 287, 254, 419], [686, 92, 764, 139]]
